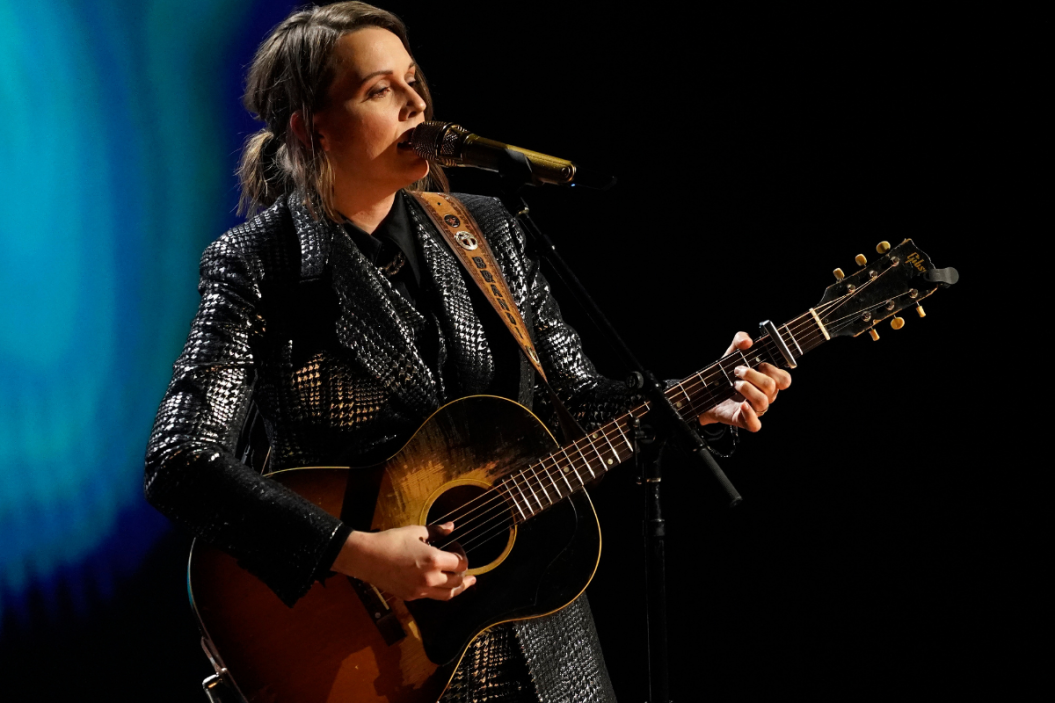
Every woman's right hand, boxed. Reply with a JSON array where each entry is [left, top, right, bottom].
[[330, 522, 475, 601]]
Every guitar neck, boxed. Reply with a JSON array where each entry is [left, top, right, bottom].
[[497, 308, 831, 522]]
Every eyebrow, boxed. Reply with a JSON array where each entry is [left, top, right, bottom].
[[360, 62, 416, 83]]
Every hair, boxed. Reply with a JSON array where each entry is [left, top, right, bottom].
[[237, 2, 448, 221]]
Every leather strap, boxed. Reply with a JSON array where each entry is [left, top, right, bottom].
[[409, 191, 549, 383], [410, 192, 586, 441]]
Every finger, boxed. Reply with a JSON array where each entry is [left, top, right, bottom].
[[430, 545, 469, 574], [733, 376, 770, 415], [723, 331, 753, 356], [425, 521, 456, 545], [739, 400, 762, 433], [758, 362, 792, 390], [735, 366, 778, 401], [447, 539, 468, 565], [426, 578, 476, 601], [435, 521, 455, 535], [430, 570, 477, 590]]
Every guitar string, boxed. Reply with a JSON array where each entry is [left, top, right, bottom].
[[424, 296, 848, 530], [373, 285, 907, 598], [429, 322, 830, 544], [431, 304, 881, 553], [812, 260, 903, 325], [445, 303, 877, 557], [427, 293, 861, 546], [424, 299, 848, 537], [431, 287, 864, 532]]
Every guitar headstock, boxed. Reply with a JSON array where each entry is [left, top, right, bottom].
[[815, 239, 958, 340]]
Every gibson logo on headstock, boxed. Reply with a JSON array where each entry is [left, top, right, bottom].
[[906, 252, 926, 272]]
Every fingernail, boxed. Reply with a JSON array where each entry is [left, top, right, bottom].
[[468, 576, 477, 587], [735, 366, 746, 377]]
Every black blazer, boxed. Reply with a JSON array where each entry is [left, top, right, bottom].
[[144, 191, 634, 606]]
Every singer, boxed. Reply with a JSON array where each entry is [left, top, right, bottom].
[[144, 3, 791, 702]]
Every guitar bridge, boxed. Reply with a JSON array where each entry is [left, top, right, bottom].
[[348, 576, 406, 646]]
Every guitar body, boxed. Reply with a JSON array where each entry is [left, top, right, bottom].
[[189, 396, 602, 703]]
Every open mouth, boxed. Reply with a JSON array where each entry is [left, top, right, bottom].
[[397, 127, 416, 151]]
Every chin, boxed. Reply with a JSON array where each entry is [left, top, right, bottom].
[[402, 160, 430, 188]]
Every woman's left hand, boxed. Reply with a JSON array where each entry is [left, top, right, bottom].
[[698, 331, 792, 432]]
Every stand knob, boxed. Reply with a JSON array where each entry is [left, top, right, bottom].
[[877, 241, 891, 254], [834, 268, 845, 280], [855, 254, 868, 266], [890, 316, 905, 330], [868, 328, 880, 341]]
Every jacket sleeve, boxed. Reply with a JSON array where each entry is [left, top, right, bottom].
[[143, 229, 345, 607]]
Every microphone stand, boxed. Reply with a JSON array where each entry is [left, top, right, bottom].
[[492, 150, 741, 703]]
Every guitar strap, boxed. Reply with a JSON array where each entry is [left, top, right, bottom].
[[409, 191, 585, 440]]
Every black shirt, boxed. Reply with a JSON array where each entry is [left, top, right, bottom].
[[341, 191, 423, 309]]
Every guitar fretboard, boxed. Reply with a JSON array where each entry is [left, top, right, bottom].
[[495, 309, 830, 521]]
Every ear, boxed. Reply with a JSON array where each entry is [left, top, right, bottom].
[[290, 111, 326, 150]]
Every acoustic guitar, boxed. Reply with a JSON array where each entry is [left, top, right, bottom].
[[189, 239, 958, 702]]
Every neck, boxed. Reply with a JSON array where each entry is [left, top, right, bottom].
[[332, 178, 399, 234]]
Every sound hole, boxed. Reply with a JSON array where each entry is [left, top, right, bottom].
[[426, 484, 513, 569]]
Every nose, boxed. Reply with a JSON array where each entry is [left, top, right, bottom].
[[403, 83, 427, 117]]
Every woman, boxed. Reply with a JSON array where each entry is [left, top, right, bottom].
[[144, 3, 791, 701]]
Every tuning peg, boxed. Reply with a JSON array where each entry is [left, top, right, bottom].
[[876, 241, 891, 254], [833, 268, 845, 280], [868, 328, 880, 341], [855, 254, 868, 267], [916, 305, 926, 318], [890, 316, 905, 330]]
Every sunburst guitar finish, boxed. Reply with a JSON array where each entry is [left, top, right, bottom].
[[188, 396, 602, 703]]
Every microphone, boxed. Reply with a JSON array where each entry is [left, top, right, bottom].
[[410, 121, 615, 190]]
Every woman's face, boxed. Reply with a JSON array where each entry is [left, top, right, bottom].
[[312, 27, 429, 198]]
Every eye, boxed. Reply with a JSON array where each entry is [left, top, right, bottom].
[[369, 84, 391, 99]]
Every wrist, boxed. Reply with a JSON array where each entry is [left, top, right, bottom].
[[331, 529, 371, 578]]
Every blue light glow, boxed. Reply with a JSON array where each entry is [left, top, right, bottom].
[[0, 0, 261, 629]]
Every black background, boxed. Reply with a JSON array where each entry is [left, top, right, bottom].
[[3, 2, 995, 700]]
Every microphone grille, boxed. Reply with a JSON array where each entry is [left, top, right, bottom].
[[411, 121, 469, 167]]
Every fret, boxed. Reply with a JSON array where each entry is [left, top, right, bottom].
[[541, 461, 564, 499], [501, 480, 528, 521], [736, 349, 752, 368], [520, 467, 545, 511], [673, 383, 693, 415], [783, 323, 804, 356], [614, 416, 634, 454], [560, 445, 585, 487], [527, 463, 553, 505], [585, 432, 608, 473], [597, 427, 621, 467], [571, 440, 596, 479], [718, 360, 736, 386], [549, 454, 575, 493], [509, 474, 534, 517]]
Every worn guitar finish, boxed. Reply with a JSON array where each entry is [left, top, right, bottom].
[[190, 397, 601, 703], [188, 239, 958, 702]]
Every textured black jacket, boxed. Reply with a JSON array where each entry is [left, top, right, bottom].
[[144, 191, 634, 701]]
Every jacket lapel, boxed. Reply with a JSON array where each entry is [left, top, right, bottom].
[[289, 194, 439, 418], [408, 199, 497, 398]]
